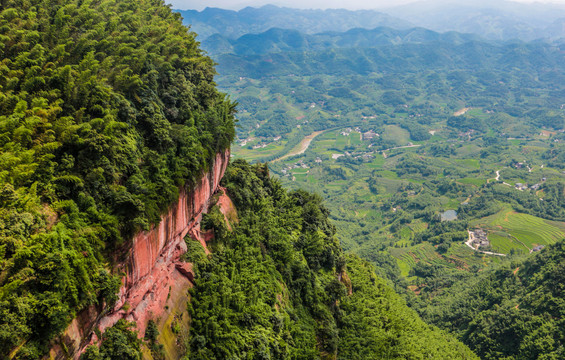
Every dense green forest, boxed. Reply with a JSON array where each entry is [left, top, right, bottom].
[[413, 240, 565, 359], [0, 0, 235, 357], [184, 160, 477, 359]]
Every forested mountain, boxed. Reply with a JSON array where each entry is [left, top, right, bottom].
[[0, 0, 236, 356], [214, 40, 565, 78], [413, 240, 565, 359], [176, 2, 565, 43], [176, 5, 411, 41], [202, 26, 481, 56]]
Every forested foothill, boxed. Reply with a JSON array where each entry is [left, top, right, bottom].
[[0, 0, 234, 357], [413, 239, 565, 359]]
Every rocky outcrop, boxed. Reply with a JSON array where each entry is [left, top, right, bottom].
[[49, 150, 229, 359]]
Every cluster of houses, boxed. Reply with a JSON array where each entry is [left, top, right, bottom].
[[332, 151, 375, 161], [340, 127, 359, 136], [469, 228, 490, 249], [363, 130, 379, 140], [238, 135, 283, 149], [280, 161, 310, 178], [458, 129, 475, 140], [514, 177, 546, 191], [532, 245, 545, 252], [339, 127, 380, 141]]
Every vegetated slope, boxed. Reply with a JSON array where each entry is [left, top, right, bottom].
[[413, 240, 565, 359], [215, 41, 565, 78], [0, 0, 235, 357], [184, 160, 477, 359], [202, 26, 481, 56], [176, 5, 412, 41]]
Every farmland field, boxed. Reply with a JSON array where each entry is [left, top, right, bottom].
[[472, 208, 565, 251]]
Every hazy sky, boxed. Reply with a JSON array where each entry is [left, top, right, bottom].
[[169, 0, 565, 11]]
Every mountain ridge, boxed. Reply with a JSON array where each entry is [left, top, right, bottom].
[[177, 5, 412, 40], [202, 26, 485, 56], [177, 3, 565, 42]]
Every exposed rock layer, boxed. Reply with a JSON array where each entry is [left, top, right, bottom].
[[49, 151, 229, 359]]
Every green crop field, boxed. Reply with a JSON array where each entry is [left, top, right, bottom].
[[366, 154, 385, 169], [382, 125, 411, 146], [455, 159, 481, 169], [350, 132, 363, 145], [233, 142, 286, 161], [458, 177, 486, 186], [473, 208, 565, 250], [488, 232, 528, 254]]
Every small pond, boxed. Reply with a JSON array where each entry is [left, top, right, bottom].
[[441, 209, 458, 221]]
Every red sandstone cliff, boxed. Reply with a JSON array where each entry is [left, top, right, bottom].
[[50, 150, 230, 359]]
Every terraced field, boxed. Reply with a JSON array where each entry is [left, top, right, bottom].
[[390, 243, 448, 277], [391, 241, 505, 278], [488, 232, 527, 254], [472, 208, 565, 251]]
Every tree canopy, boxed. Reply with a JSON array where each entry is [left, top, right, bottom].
[[0, 0, 235, 357]]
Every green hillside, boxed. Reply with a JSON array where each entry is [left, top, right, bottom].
[[414, 240, 565, 359], [184, 161, 477, 359], [0, 0, 235, 357]]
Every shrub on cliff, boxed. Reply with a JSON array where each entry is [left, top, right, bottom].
[[0, 0, 235, 357], [81, 320, 142, 360]]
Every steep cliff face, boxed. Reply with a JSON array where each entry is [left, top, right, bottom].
[[50, 151, 230, 359]]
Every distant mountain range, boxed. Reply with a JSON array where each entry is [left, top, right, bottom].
[[202, 26, 483, 56], [177, 5, 412, 40], [177, 2, 565, 42], [385, 0, 565, 41]]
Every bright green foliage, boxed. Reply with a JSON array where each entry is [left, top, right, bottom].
[[339, 255, 477, 359], [81, 319, 142, 360], [188, 160, 341, 359], [415, 240, 565, 359], [186, 160, 477, 359], [0, 0, 234, 357], [144, 319, 165, 360]]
